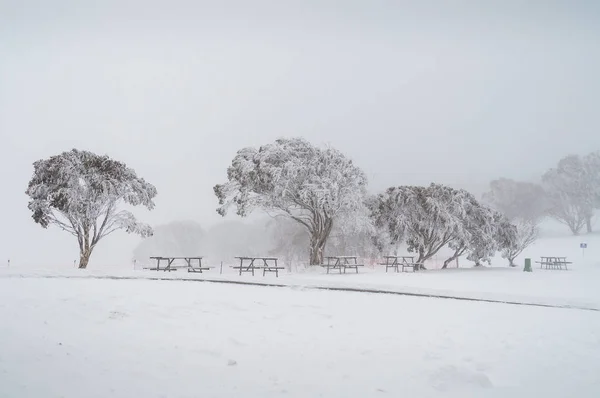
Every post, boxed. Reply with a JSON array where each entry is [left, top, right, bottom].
[[220, 261, 223, 275], [524, 258, 532, 272]]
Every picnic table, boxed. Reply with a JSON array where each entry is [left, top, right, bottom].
[[233, 257, 284, 277], [379, 256, 421, 273], [148, 256, 212, 273], [322, 256, 364, 274], [535, 256, 572, 270]]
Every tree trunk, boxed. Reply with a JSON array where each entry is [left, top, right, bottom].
[[568, 223, 578, 235], [442, 256, 457, 269], [586, 216, 593, 234], [415, 251, 428, 270], [442, 247, 464, 269], [508, 257, 517, 267], [78, 248, 92, 269], [309, 229, 330, 265], [309, 238, 326, 265]]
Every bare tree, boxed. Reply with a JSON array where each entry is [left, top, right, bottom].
[[26, 149, 157, 268], [214, 138, 367, 265], [542, 155, 593, 235]]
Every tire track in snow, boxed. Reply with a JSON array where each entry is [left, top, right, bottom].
[[2, 273, 599, 312]]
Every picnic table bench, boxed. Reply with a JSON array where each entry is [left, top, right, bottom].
[[535, 256, 572, 270], [233, 257, 284, 277], [322, 256, 364, 274], [148, 256, 212, 273], [379, 256, 422, 273]]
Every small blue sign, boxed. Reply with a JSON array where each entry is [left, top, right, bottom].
[[580, 243, 587, 249]]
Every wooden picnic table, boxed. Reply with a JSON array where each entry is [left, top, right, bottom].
[[379, 255, 421, 273], [535, 256, 572, 270], [322, 256, 364, 274], [148, 256, 212, 273], [233, 257, 284, 277]]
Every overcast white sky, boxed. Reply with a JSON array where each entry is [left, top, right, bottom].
[[1, 0, 599, 267]]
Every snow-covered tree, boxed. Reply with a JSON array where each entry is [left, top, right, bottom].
[[482, 178, 547, 222], [542, 154, 594, 235], [214, 138, 368, 265], [443, 195, 495, 268], [365, 195, 395, 255], [465, 211, 516, 266], [371, 184, 472, 269], [501, 218, 538, 267], [26, 149, 157, 268]]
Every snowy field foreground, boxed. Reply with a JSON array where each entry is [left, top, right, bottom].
[[1, 233, 600, 397], [1, 277, 600, 398]]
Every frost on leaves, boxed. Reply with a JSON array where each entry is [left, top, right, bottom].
[[214, 138, 367, 265], [371, 183, 516, 268], [371, 184, 472, 268], [26, 149, 157, 268]]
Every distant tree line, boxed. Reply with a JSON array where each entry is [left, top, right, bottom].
[[484, 151, 600, 236], [25, 141, 599, 269]]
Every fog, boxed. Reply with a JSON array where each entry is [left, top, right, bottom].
[[1, 0, 599, 267]]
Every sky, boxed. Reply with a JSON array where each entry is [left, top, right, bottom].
[[1, 0, 600, 267]]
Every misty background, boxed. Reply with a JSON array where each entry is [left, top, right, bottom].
[[1, 0, 599, 267]]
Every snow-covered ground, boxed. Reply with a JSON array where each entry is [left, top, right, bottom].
[[3, 233, 599, 309], [1, 277, 600, 398], [1, 233, 599, 397]]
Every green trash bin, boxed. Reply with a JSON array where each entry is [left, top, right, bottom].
[[524, 258, 532, 272]]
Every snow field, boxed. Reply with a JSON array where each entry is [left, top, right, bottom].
[[1, 277, 599, 398]]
